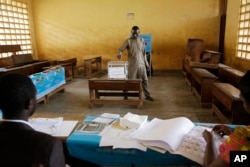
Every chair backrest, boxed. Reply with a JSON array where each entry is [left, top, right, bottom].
[[12, 54, 33, 65]]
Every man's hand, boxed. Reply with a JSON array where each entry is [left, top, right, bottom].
[[203, 130, 213, 143], [117, 55, 122, 59]]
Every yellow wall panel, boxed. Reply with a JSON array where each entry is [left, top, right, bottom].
[[31, 0, 220, 70]]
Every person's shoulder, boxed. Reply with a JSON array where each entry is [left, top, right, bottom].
[[138, 37, 145, 43], [29, 130, 61, 144]]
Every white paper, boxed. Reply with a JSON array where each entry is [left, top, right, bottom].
[[30, 117, 78, 137], [29, 117, 63, 135], [92, 113, 120, 124], [129, 117, 195, 152], [99, 123, 146, 151], [54, 120, 78, 137], [174, 126, 211, 165], [100, 113, 120, 119], [108, 67, 126, 78], [92, 117, 115, 124], [120, 112, 148, 129], [113, 128, 147, 151]]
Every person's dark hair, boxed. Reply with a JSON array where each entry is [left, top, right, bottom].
[[131, 25, 140, 31], [0, 73, 36, 116], [239, 70, 250, 103]]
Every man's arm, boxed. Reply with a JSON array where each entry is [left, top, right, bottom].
[[117, 39, 129, 59], [203, 130, 216, 166], [141, 38, 150, 69], [203, 130, 229, 167]]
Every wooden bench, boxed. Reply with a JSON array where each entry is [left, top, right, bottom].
[[84, 56, 102, 78], [218, 68, 245, 88], [191, 68, 218, 108], [0, 54, 50, 77], [211, 67, 249, 124], [201, 50, 221, 64], [182, 58, 219, 88], [211, 83, 250, 124], [88, 79, 143, 109]]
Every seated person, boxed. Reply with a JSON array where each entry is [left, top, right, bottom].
[[0, 73, 66, 167], [202, 70, 250, 167]]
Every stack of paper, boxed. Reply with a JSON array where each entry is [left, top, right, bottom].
[[120, 112, 148, 129]]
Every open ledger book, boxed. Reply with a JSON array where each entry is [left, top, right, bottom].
[[29, 117, 78, 137], [129, 117, 224, 165]]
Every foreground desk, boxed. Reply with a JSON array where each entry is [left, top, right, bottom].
[[88, 79, 143, 109], [66, 117, 240, 167], [67, 136, 198, 166], [66, 116, 199, 167]]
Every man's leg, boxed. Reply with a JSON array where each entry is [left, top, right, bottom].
[[139, 67, 154, 101]]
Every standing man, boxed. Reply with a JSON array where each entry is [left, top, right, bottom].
[[117, 25, 154, 101]]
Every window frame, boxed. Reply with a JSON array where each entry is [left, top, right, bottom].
[[236, 0, 250, 60], [0, 0, 33, 58]]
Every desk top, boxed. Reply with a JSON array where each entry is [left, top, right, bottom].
[[88, 79, 142, 91], [67, 132, 198, 166], [89, 78, 142, 82], [66, 115, 242, 166], [66, 116, 199, 166]]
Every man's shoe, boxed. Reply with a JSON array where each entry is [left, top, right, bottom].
[[146, 96, 154, 101]]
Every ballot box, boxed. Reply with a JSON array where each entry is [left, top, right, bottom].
[[108, 61, 128, 79]]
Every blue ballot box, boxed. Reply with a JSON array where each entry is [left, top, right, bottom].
[[140, 34, 152, 53], [66, 116, 199, 166]]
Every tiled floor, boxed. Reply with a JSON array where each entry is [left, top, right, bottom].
[[34, 70, 221, 124]]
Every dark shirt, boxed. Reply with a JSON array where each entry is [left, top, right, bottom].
[[0, 121, 65, 167]]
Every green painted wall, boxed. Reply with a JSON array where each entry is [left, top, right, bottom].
[[31, 0, 221, 70]]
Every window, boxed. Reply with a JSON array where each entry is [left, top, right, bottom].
[[0, 0, 32, 58], [237, 0, 250, 60]]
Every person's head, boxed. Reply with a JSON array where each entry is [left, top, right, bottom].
[[239, 70, 250, 113], [0, 73, 37, 120], [131, 26, 140, 38]]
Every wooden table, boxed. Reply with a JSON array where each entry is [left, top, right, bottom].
[[84, 56, 102, 78], [88, 79, 143, 109]]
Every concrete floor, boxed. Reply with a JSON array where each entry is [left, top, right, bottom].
[[33, 70, 222, 167], [34, 70, 221, 124]]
